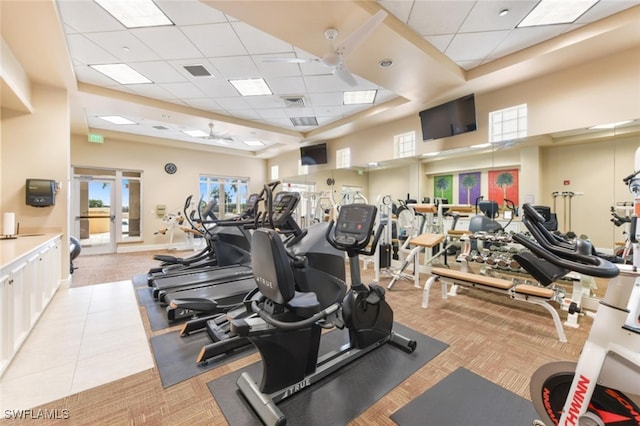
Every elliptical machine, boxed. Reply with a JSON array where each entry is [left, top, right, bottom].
[[231, 203, 416, 426]]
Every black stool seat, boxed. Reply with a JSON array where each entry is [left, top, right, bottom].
[[287, 291, 321, 318]]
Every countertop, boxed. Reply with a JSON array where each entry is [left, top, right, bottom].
[[0, 233, 63, 270]]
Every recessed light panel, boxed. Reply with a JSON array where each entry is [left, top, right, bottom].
[[229, 78, 272, 96], [518, 0, 598, 27], [243, 140, 265, 146], [90, 64, 152, 84], [97, 115, 137, 125], [181, 129, 208, 137], [94, 0, 173, 28], [344, 90, 377, 105]]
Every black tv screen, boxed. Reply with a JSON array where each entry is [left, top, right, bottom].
[[300, 143, 328, 166], [419, 94, 477, 141]]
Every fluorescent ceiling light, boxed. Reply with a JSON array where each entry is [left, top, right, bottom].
[[98, 115, 137, 125], [367, 162, 379, 167], [243, 140, 265, 147], [471, 143, 491, 148], [518, 0, 598, 27], [344, 90, 377, 105], [422, 152, 439, 157], [181, 129, 208, 137], [94, 0, 173, 28], [90, 63, 152, 84], [588, 120, 633, 130], [229, 78, 272, 96]]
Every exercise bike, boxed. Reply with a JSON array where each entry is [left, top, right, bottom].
[[512, 204, 640, 426], [231, 203, 417, 426]]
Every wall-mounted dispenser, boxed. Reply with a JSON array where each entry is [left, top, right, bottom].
[[25, 179, 56, 207]]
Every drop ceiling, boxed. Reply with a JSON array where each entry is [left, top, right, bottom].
[[45, 0, 640, 157]]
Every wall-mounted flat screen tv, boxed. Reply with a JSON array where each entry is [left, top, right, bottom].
[[419, 94, 477, 141], [300, 143, 328, 166]]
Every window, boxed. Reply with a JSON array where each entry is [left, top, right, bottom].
[[394, 131, 415, 158], [489, 104, 528, 143], [199, 176, 249, 218], [271, 165, 279, 180], [336, 147, 351, 169]]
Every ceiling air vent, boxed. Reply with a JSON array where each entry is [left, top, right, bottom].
[[290, 117, 318, 126], [152, 125, 169, 130], [183, 65, 212, 77], [282, 96, 305, 107]]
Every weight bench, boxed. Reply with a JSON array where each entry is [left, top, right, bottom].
[[388, 233, 445, 289], [422, 267, 567, 342]]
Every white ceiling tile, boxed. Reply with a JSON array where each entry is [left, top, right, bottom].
[[155, 0, 228, 25], [377, 0, 414, 23], [316, 116, 343, 126], [57, 0, 124, 33], [423, 34, 454, 53], [258, 109, 288, 119], [131, 26, 203, 59], [128, 84, 177, 100], [215, 97, 252, 111], [183, 98, 223, 111], [208, 56, 260, 79], [266, 76, 308, 96], [304, 74, 349, 93], [229, 110, 263, 120], [307, 92, 344, 107], [254, 54, 304, 78], [181, 23, 247, 57], [159, 82, 206, 99], [283, 107, 316, 118], [459, 1, 537, 33], [129, 61, 187, 84], [191, 78, 239, 97], [84, 31, 161, 62], [408, 1, 475, 36], [232, 21, 294, 55], [66, 34, 119, 65], [243, 95, 286, 109], [446, 31, 511, 62], [314, 105, 343, 117], [488, 25, 569, 59], [576, 0, 640, 24]]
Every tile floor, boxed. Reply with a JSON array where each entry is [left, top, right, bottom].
[[0, 280, 153, 412]]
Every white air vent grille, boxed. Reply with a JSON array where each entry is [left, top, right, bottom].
[[282, 96, 305, 107]]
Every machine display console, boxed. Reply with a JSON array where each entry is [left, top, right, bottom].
[[272, 192, 300, 225], [334, 204, 377, 248]]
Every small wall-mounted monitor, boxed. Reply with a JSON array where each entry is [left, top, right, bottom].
[[300, 143, 328, 166], [26, 179, 56, 207]]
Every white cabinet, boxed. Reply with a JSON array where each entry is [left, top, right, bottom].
[[0, 235, 62, 376]]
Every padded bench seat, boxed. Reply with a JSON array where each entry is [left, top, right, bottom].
[[422, 267, 567, 342]]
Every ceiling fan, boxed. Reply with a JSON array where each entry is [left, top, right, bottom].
[[262, 9, 388, 87], [203, 122, 235, 144]]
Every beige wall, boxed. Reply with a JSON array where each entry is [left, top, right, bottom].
[[71, 134, 267, 250], [1, 83, 71, 276]]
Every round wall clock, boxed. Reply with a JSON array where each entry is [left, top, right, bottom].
[[164, 162, 177, 174]]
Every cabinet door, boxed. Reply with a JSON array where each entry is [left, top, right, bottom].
[[26, 253, 40, 327], [0, 273, 10, 366], [10, 262, 28, 351]]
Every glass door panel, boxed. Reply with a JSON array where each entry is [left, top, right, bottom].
[[73, 177, 116, 254]]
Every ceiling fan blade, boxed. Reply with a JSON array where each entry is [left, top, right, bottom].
[[333, 64, 358, 87], [334, 9, 388, 58]]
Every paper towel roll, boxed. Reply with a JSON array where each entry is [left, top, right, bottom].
[[3, 212, 16, 236]]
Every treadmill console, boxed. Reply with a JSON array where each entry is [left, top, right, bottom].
[[245, 193, 259, 217], [334, 204, 377, 249], [272, 191, 300, 226]]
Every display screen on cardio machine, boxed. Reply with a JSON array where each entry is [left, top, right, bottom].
[[271, 192, 299, 224], [335, 204, 376, 247]]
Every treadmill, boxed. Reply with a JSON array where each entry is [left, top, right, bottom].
[[147, 193, 260, 285], [163, 190, 301, 322], [149, 194, 261, 298]]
